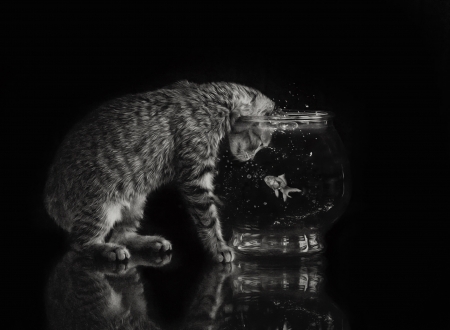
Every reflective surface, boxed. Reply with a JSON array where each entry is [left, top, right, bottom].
[[45, 252, 348, 330], [217, 112, 351, 256]]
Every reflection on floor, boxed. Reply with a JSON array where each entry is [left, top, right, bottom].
[[46, 250, 348, 329]]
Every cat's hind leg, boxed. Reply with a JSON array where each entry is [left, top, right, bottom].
[[70, 204, 130, 261], [108, 194, 172, 253]]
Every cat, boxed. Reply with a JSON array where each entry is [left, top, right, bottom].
[[46, 250, 234, 330], [44, 81, 279, 263]]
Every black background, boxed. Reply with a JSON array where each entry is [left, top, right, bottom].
[[4, 1, 449, 329]]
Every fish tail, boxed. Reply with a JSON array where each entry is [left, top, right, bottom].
[[281, 186, 302, 202]]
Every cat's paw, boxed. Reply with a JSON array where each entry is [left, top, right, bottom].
[[101, 245, 131, 261], [144, 236, 172, 253], [96, 261, 133, 276], [215, 244, 235, 263]]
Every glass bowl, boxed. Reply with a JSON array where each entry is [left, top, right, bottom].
[[216, 111, 351, 257]]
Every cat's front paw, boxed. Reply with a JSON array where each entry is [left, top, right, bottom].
[[100, 244, 131, 261], [143, 235, 172, 253], [215, 244, 235, 263]]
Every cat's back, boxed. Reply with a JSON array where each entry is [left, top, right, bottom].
[[49, 87, 191, 164], [44, 82, 219, 227], [43, 90, 178, 224]]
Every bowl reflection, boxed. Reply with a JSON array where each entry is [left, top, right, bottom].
[[229, 256, 348, 329]]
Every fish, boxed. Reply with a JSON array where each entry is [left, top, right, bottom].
[[264, 174, 302, 202]]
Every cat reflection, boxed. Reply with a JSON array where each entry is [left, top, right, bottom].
[[46, 251, 166, 330], [45, 251, 234, 330]]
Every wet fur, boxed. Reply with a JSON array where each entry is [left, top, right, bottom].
[[44, 81, 276, 262]]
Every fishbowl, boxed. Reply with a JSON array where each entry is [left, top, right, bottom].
[[216, 111, 351, 257]]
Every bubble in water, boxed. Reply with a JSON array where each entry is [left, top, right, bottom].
[[278, 122, 298, 130]]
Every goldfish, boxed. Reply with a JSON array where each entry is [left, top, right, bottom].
[[264, 174, 302, 202]]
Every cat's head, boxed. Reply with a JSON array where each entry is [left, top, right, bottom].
[[228, 85, 280, 125], [227, 84, 281, 162], [228, 121, 275, 162]]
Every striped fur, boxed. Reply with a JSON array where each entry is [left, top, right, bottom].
[[44, 81, 276, 262]]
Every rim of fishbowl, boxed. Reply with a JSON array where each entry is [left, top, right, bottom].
[[240, 110, 335, 122]]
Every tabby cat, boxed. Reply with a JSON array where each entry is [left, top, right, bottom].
[[45, 81, 278, 262]]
